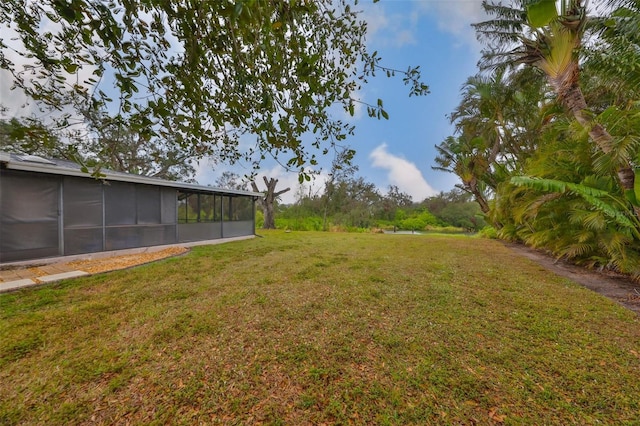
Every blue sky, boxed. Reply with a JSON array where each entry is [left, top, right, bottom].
[[0, 1, 488, 204], [351, 0, 486, 199], [196, 0, 489, 203]]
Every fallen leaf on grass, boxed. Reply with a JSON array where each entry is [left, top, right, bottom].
[[489, 407, 506, 423]]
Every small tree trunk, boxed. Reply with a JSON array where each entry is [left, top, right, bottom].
[[251, 176, 290, 229], [472, 188, 490, 215], [463, 175, 490, 215], [263, 198, 276, 229]]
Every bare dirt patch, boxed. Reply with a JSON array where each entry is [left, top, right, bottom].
[[65, 247, 189, 274], [0, 247, 190, 283], [505, 242, 640, 315]]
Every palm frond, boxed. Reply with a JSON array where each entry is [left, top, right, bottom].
[[474, 20, 526, 44], [591, 106, 640, 173], [562, 241, 597, 258], [538, 24, 578, 79], [568, 208, 607, 230], [510, 175, 640, 233]]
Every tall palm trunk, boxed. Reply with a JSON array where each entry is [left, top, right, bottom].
[[547, 61, 640, 218]]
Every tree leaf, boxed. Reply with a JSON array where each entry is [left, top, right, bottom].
[[526, 0, 558, 28]]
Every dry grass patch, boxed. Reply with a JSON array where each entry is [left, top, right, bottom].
[[1, 231, 639, 424]]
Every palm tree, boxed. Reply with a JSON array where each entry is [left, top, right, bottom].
[[452, 66, 550, 172], [593, 0, 640, 91], [436, 66, 550, 219], [451, 70, 513, 174], [474, 0, 640, 219], [433, 135, 493, 215]]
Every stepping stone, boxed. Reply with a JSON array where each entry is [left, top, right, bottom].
[[0, 279, 37, 292], [37, 271, 89, 283]]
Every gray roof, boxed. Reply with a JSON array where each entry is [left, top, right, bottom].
[[0, 151, 262, 197]]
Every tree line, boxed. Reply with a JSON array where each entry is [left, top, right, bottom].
[[436, 0, 640, 277], [217, 168, 485, 233], [275, 183, 485, 234]]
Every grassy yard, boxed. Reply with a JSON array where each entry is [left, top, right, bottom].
[[1, 231, 639, 425]]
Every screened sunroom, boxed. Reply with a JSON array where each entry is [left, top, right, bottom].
[[0, 152, 260, 263]]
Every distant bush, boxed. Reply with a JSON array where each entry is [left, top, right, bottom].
[[425, 225, 466, 234], [477, 226, 498, 239], [275, 216, 323, 231], [398, 210, 441, 231], [255, 210, 264, 229], [346, 226, 369, 233]]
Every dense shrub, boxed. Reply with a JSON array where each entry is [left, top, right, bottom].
[[477, 226, 498, 239]]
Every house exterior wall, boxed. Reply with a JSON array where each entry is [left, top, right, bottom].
[[0, 168, 256, 263], [222, 221, 255, 238]]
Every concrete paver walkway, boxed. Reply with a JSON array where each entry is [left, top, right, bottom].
[[0, 263, 89, 292]]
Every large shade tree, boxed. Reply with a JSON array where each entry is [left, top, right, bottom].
[[0, 115, 197, 181], [0, 117, 75, 160], [0, 0, 428, 177]]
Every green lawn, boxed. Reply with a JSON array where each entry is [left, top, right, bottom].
[[1, 231, 639, 425]]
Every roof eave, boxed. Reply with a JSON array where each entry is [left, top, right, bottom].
[[1, 153, 262, 197]]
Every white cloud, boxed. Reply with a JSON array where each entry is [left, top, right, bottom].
[[360, 1, 487, 51], [416, 1, 487, 50], [0, 69, 32, 115], [360, 4, 417, 48], [361, 3, 389, 40], [192, 157, 220, 184], [369, 143, 437, 202]]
